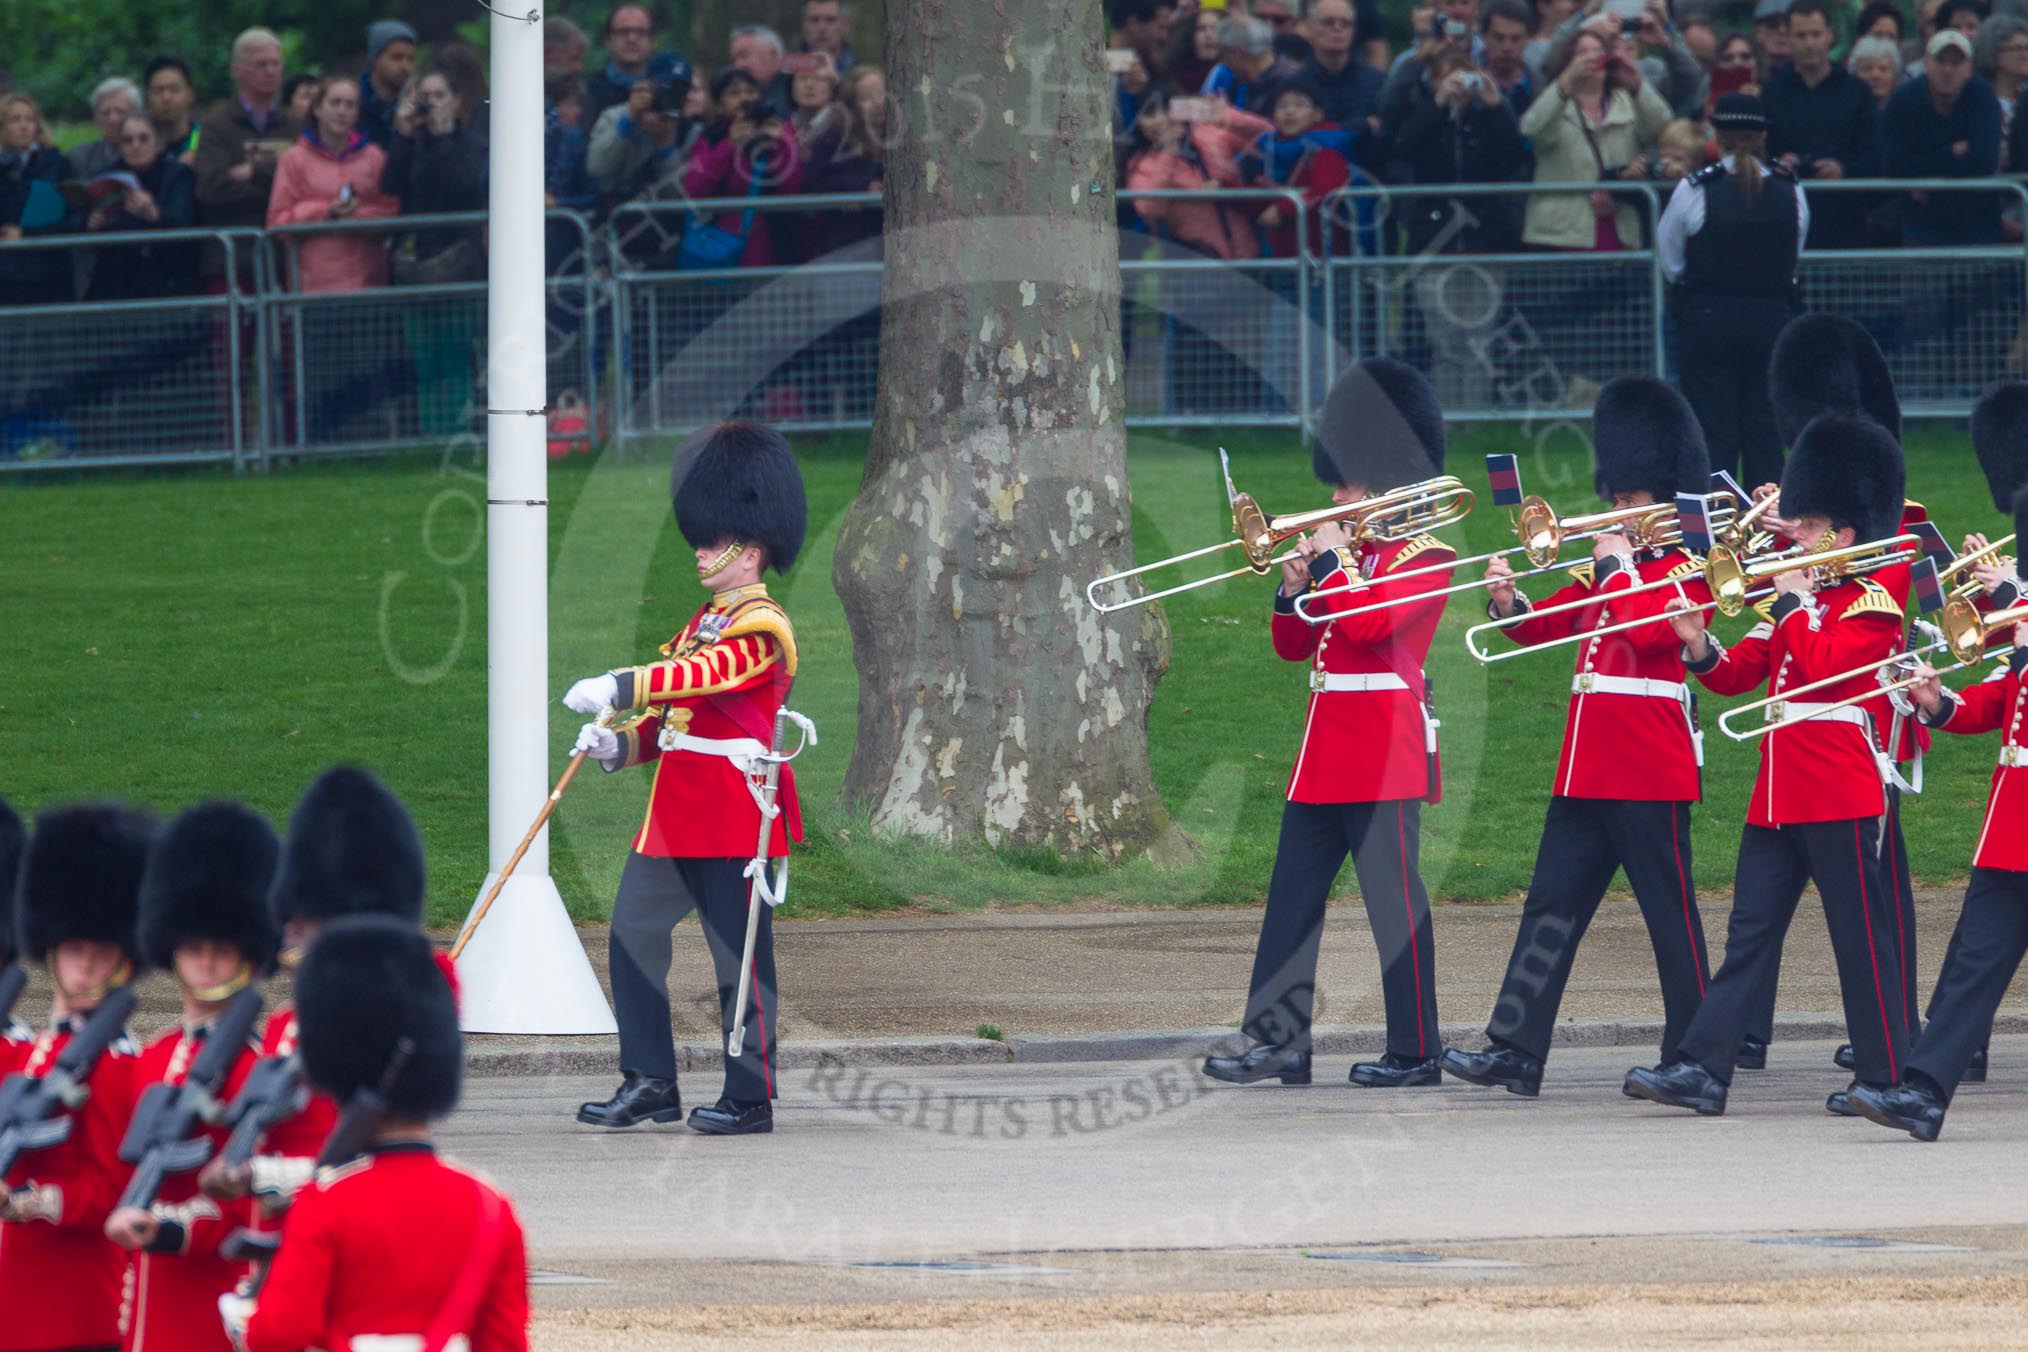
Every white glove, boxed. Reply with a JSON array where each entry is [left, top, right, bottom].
[[218, 1290, 254, 1352], [574, 722, 620, 761], [562, 673, 620, 715]]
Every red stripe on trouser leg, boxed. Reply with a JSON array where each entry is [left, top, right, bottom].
[[1397, 804, 1426, 1058], [1671, 804, 1706, 994], [749, 951, 773, 1098], [1888, 812, 1912, 1020], [1851, 821, 1899, 1081]]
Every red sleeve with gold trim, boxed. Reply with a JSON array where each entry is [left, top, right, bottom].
[[1603, 554, 1713, 656], [1302, 540, 1455, 645]]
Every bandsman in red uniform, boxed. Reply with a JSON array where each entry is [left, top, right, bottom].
[[1741, 315, 1918, 1076], [2, 804, 153, 1352], [1851, 491, 2028, 1140], [1625, 415, 1913, 1116], [199, 767, 429, 1221], [1892, 382, 2028, 1088], [1443, 379, 1714, 1097], [105, 803, 280, 1352], [1204, 358, 1452, 1089], [567, 421, 807, 1135], [227, 916, 529, 1351]]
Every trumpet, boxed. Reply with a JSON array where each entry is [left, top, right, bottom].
[[1084, 450, 1475, 614], [1719, 600, 2028, 742], [1464, 531, 1923, 665], [1293, 490, 1750, 625], [1936, 532, 2017, 599]]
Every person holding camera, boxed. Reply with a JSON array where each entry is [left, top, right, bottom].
[[587, 52, 699, 208], [1377, 0, 1483, 134], [1534, 0, 1708, 116], [681, 66, 806, 268], [1657, 95, 1808, 486], [1520, 26, 1672, 249]]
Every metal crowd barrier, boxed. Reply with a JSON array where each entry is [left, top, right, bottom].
[[2, 178, 2026, 474]]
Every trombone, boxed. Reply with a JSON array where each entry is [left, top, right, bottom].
[[1463, 530, 1923, 664], [1718, 598, 2028, 742], [1083, 450, 1475, 614], [1292, 489, 1755, 625]]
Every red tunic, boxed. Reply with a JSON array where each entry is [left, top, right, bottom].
[[0, 1022, 137, 1352], [244, 1009, 337, 1235], [244, 1144, 529, 1352], [610, 583, 803, 859], [1275, 535, 1452, 804], [1927, 653, 2028, 872], [1498, 548, 1711, 802], [120, 1025, 261, 1352], [1689, 568, 1910, 826]]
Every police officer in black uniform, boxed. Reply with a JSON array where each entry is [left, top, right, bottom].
[[1660, 94, 1810, 489]]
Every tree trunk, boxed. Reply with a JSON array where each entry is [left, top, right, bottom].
[[832, 0, 1176, 857]]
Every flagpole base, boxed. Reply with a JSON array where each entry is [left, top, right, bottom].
[[453, 873, 617, 1035]]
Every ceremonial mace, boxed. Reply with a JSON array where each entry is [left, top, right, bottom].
[[449, 707, 615, 962]]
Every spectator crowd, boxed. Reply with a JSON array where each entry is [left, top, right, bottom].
[[4, 0, 2028, 305], [0, 0, 878, 302]]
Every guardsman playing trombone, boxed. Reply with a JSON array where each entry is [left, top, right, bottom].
[[1624, 415, 1914, 1118], [1443, 379, 1715, 1097], [1204, 359, 1453, 1090], [1851, 489, 2028, 1141]]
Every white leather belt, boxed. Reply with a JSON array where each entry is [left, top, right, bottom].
[[1572, 674, 1689, 703], [1762, 702, 1872, 731], [657, 731, 770, 763], [2002, 745, 2026, 769], [1309, 671, 1409, 694]]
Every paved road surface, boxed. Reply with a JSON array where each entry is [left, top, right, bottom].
[[444, 1038, 2028, 1345]]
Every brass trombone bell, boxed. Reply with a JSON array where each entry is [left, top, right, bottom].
[[1942, 597, 2028, 664], [1083, 469, 1475, 614]]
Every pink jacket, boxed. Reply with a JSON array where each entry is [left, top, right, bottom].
[[1126, 107, 1270, 260], [266, 132, 400, 292], [681, 127, 805, 267]]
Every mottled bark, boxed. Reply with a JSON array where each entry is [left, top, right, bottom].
[[832, 0, 1175, 856]]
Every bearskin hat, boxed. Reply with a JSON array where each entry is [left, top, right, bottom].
[[0, 798, 22, 968], [1972, 383, 2028, 513], [1591, 377, 1710, 503], [295, 916, 461, 1121], [1312, 358, 1446, 490], [15, 803, 154, 966], [269, 767, 427, 929], [670, 420, 808, 574], [1778, 415, 1907, 547], [1769, 314, 1901, 445], [137, 801, 281, 975]]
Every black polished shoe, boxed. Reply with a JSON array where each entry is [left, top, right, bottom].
[[576, 1073, 682, 1128], [1849, 1080, 1946, 1142], [687, 1096, 774, 1135], [1964, 1047, 1989, 1084], [1622, 1061, 1727, 1115], [1441, 1045, 1543, 1097], [1349, 1052, 1443, 1088], [1736, 1036, 1768, 1071], [1825, 1087, 1858, 1117], [1833, 1043, 1856, 1072], [1202, 1043, 1312, 1086]]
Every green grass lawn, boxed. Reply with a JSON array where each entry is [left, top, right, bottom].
[[0, 424, 2006, 925]]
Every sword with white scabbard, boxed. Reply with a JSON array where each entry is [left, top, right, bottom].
[[727, 708, 817, 1060]]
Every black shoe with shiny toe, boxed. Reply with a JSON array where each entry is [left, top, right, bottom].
[[1349, 1052, 1443, 1088], [1202, 1043, 1312, 1086], [1622, 1061, 1727, 1115], [1441, 1045, 1543, 1097], [1964, 1047, 1989, 1084], [576, 1073, 682, 1128], [1736, 1036, 1768, 1071], [1849, 1080, 1946, 1142], [1833, 1043, 1856, 1072], [1825, 1087, 1858, 1117], [687, 1096, 774, 1135]]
